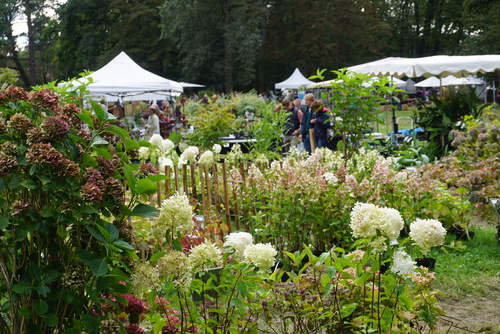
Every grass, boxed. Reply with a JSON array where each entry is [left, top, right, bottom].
[[426, 226, 500, 333], [431, 227, 500, 297]]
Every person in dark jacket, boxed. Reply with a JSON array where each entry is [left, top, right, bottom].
[[310, 100, 331, 150], [281, 99, 302, 153], [298, 93, 316, 154]]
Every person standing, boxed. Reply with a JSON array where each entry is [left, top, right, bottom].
[[145, 104, 160, 139], [310, 100, 331, 149], [281, 99, 301, 153], [298, 93, 315, 154]]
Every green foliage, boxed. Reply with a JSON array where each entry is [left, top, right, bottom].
[[415, 87, 487, 159], [320, 69, 398, 163], [0, 68, 19, 85], [247, 102, 287, 159], [0, 83, 159, 333], [184, 103, 237, 149]]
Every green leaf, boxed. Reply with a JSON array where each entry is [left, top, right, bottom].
[[131, 204, 158, 218], [107, 268, 129, 281], [105, 223, 119, 241], [77, 249, 97, 266], [172, 239, 183, 251], [90, 258, 108, 276], [20, 179, 38, 189], [91, 134, 108, 146], [42, 313, 59, 327], [148, 174, 169, 182], [40, 205, 56, 218], [104, 124, 129, 139], [12, 283, 33, 294], [85, 226, 108, 244], [34, 300, 48, 315], [121, 164, 136, 190], [90, 100, 106, 122], [113, 240, 135, 251], [94, 148, 112, 159], [123, 137, 140, 150], [340, 303, 358, 318], [237, 281, 248, 298], [0, 215, 9, 229], [134, 178, 158, 195], [19, 306, 33, 319], [76, 113, 95, 128], [149, 251, 166, 264]]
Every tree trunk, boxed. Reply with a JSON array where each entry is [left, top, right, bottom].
[[25, 0, 37, 87], [223, 0, 233, 94]]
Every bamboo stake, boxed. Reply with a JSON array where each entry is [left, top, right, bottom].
[[190, 163, 197, 199], [165, 166, 171, 199], [221, 163, 233, 230], [309, 128, 316, 153], [182, 164, 188, 195], [174, 165, 180, 193], [212, 163, 221, 217], [204, 165, 212, 211], [199, 164, 207, 217]]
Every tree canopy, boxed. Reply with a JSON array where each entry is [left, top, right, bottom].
[[1, 0, 499, 92]]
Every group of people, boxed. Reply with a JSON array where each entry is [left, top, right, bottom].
[[144, 102, 184, 139], [275, 93, 332, 154]]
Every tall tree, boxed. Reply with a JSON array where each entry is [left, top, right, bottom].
[[56, 0, 112, 79], [261, 0, 391, 88], [102, 0, 179, 80], [160, 0, 269, 93], [0, 0, 50, 87]]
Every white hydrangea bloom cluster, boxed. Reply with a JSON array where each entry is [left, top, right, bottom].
[[157, 157, 174, 174], [157, 251, 192, 291], [243, 243, 278, 272], [188, 241, 222, 271], [130, 261, 161, 298], [178, 146, 199, 166], [225, 143, 244, 164], [161, 139, 175, 153], [223, 232, 253, 260], [212, 143, 222, 154], [138, 146, 150, 161], [254, 153, 269, 165], [198, 150, 214, 166], [154, 193, 194, 239], [349, 202, 404, 251], [391, 250, 416, 278], [323, 172, 339, 185], [409, 218, 447, 255], [149, 134, 163, 147]]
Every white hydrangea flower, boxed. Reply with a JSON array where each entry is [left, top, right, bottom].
[[323, 172, 338, 185], [409, 218, 447, 255], [224, 232, 253, 260], [149, 134, 163, 147], [180, 146, 199, 164], [161, 139, 175, 153], [130, 260, 161, 298], [243, 243, 277, 272], [349, 202, 404, 251], [158, 157, 174, 173], [391, 250, 416, 278], [154, 193, 194, 239], [198, 150, 214, 166], [156, 251, 192, 291], [212, 143, 222, 154], [189, 241, 222, 271], [138, 146, 150, 161]]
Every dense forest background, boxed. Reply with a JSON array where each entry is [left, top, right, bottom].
[[1, 0, 499, 93]]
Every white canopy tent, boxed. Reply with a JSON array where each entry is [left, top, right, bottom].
[[275, 68, 315, 89], [414, 75, 485, 87], [346, 55, 500, 79], [306, 76, 407, 89], [59, 51, 184, 97]]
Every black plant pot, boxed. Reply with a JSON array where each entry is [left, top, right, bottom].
[[415, 257, 436, 270], [455, 230, 475, 241]]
